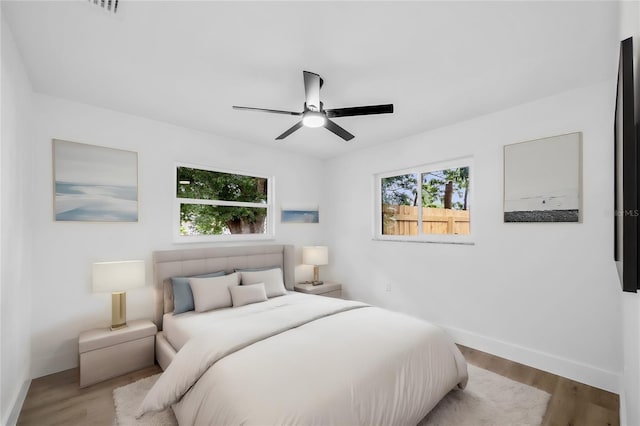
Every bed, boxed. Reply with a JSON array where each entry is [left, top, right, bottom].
[[139, 244, 468, 425]]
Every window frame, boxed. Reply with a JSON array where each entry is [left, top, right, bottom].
[[373, 157, 474, 244], [174, 162, 275, 243]]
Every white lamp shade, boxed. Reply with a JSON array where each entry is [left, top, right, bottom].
[[92, 260, 145, 293], [302, 246, 329, 266]]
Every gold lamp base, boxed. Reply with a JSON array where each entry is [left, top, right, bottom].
[[111, 291, 128, 331], [312, 265, 323, 286]]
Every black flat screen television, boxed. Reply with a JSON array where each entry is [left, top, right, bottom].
[[614, 36, 639, 293]]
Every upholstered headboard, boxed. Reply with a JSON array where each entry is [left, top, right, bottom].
[[152, 244, 295, 330]]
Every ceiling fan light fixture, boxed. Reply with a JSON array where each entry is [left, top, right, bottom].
[[302, 111, 326, 128]]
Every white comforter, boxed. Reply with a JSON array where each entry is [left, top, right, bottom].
[[138, 295, 468, 425]]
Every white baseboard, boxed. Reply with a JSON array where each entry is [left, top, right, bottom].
[[3, 378, 31, 426], [620, 389, 627, 426], [31, 351, 78, 380], [442, 325, 620, 394], [619, 386, 640, 426]]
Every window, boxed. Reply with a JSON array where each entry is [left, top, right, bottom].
[[376, 158, 472, 243], [175, 165, 273, 241]]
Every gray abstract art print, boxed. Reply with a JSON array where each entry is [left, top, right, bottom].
[[503, 132, 582, 223]]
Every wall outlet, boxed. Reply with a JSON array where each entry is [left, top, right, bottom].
[[385, 283, 392, 292]]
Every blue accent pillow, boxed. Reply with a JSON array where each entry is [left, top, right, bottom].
[[171, 271, 225, 314]]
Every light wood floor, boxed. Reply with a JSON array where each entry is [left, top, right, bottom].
[[458, 346, 619, 426], [17, 345, 618, 426]]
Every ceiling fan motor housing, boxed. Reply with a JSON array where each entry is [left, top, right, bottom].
[[232, 71, 393, 141]]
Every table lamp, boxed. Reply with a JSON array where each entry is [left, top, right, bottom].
[[92, 260, 145, 330], [302, 246, 328, 286]]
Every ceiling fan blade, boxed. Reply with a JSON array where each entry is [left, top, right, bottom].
[[303, 71, 322, 111], [324, 119, 355, 141], [325, 104, 394, 118], [233, 106, 302, 116], [275, 121, 304, 140]]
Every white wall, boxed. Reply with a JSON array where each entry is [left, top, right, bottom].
[[618, 2, 640, 425], [28, 94, 327, 378], [1, 15, 34, 426], [325, 81, 621, 392]]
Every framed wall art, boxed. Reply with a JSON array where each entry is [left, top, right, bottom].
[[503, 132, 582, 223], [53, 139, 138, 222], [281, 206, 319, 223]]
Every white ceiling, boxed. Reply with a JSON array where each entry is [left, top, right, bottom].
[[2, 1, 619, 159]]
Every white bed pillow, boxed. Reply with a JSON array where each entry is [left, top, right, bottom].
[[240, 268, 286, 298], [189, 272, 238, 312], [229, 283, 268, 307]]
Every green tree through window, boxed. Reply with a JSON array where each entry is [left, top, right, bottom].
[[177, 167, 270, 236], [422, 167, 469, 210], [379, 164, 471, 238]]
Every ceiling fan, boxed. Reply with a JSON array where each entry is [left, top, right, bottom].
[[232, 71, 394, 141]]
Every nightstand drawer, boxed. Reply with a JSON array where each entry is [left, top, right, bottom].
[[323, 289, 342, 298], [78, 319, 156, 387], [79, 335, 154, 387]]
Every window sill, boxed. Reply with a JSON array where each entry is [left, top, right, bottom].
[[372, 237, 475, 246]]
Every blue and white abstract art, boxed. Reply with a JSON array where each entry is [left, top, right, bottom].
[[281, 209, 319, 223], [53, 139, 138, 222]]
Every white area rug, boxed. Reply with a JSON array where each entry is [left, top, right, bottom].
[[114, 364, 550, 426], [113, 374, 177, 426], [418, 364, 550, 426]]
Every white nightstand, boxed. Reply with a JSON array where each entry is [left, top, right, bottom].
[[78, 319, 156, 387], [294, 281, 342, 298]]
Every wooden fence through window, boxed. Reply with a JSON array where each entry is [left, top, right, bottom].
[[382, 204, 470, 235]]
